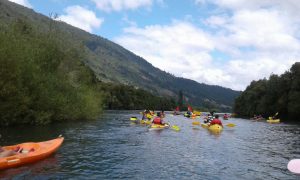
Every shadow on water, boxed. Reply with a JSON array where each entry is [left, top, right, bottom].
[[0, 111, 299, 179]]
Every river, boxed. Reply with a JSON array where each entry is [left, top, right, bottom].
[[0, 111, 299, 179]]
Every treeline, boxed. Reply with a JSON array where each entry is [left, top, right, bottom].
[[0, 20, 103, 126], [234, 63, 300, 121], [98, 83, 176, 110]]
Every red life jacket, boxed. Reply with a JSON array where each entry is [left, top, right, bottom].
[[153, 117, 162, 124], [210, 119, 222, 126]]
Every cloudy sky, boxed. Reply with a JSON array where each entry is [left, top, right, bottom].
[[9, 0, 300, 90]]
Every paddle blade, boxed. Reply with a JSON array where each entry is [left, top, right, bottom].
[[130, 117, 138, 121], [172, 125, 180, 131], [288, 159, 300, 174], [226, 123, 236, 127], [192, 121, 200, 125]]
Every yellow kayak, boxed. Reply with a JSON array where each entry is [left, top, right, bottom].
[[193, 111, 201, 116], [267, 119, 280, 123], [149, 124, 169, 130], [140, 120, 151, 125], [208, 124, 223, 133], [201, 123, 209, 128]]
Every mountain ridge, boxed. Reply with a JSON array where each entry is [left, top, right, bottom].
[[1, 0, 241, 110]]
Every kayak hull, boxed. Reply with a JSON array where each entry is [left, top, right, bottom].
[[201, 123, 209, 129], [140, 120, 151, 125], [149, 124, 169, 130], [0, 137, 64, 170], [208, 124, 223, 133], [267, 119, 280, 123]]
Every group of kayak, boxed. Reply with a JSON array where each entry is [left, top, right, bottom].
[[131, 109, 232, 134], [130, 110, 180, 131]]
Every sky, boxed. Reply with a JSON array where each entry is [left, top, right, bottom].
[[9, 0, 300, 91]]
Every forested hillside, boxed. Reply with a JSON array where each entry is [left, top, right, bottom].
[[234, 63, 300, 121], [0, 0, 240, 112]]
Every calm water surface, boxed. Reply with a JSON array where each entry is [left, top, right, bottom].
[[0, 111, 300, 179]]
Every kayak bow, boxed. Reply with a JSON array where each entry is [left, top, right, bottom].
[[0, 136, 64, 170]]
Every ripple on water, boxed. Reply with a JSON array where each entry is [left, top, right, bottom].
[[0, 111, 300, 179]]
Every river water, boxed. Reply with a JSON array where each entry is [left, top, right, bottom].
[[0, 111, 300, 179]]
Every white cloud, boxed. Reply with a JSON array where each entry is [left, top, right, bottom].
[[212, 9, 300, 55], [204, 15, 227, 27], [58, 5, 103, 33], [110, 1, 300, 90], [91, 0, 153, 12], [8, 0, 32, 8]]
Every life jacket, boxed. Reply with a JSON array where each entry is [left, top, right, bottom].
[[210, 119, 222, 126], [153, 117, 162, 124]]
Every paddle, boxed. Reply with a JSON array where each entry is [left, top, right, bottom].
[[192, 121, 200, 125], [130, 117, 138, 121], [226, 123, 236, 127], [269, 112, 279, 120], [166, 123, 180, 131], [288, 159, 300, 174], [171, 125, 180, 131]]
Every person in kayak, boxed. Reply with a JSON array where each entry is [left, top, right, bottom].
[[152, 112, 166, 125], [204, 114, 213, 124], [142, 110, 150, 120], [0, 146, 17, 158], [161, 110, 166, 118], [223, 113, 229, 119], [209, 115, 223, 127]]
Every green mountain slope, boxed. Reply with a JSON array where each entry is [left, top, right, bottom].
[[0, 0, 241, 110]]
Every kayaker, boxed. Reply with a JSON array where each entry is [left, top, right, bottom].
[[272, 113, 278, 119], [0, 146, 17, 158], [161, 110, 166, 118], [152, 112, 166, 125], [209, 115, 223, 127], [204, 114, 213, 124], [142, 110, 149, 120]]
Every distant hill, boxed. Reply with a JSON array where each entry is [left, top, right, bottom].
[[0, 0, 241, 111]]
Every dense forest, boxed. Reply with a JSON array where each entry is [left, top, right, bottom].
[[98, 83, 176, 110], [0, 20, 103, 126], [234, 63, 300, 121]]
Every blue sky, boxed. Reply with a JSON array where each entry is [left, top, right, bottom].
[[9, 0, 300, 90]]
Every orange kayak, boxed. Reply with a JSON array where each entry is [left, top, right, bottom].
[[0, 136, 64, 170]]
